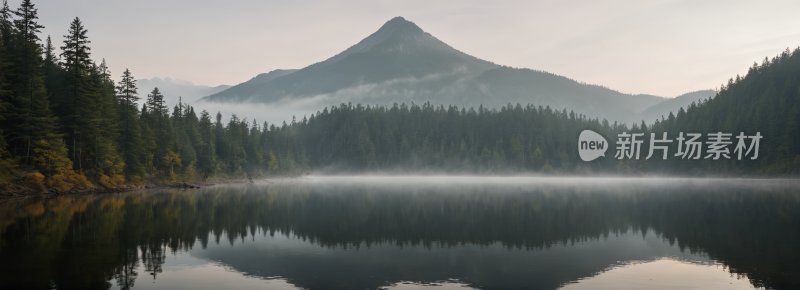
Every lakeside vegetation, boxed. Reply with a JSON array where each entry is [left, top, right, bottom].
[[0, 0, 305, 194], [1, 0, 799, 196]]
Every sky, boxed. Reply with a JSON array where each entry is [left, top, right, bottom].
[[19, 0, 800, 99]]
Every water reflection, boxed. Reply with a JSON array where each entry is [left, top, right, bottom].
[[0, 177, 797, 289], [561, 259, 755, 290]]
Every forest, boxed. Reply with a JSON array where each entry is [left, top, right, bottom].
[[1, 0, 799, 193], [0, 0, 305, 191], [299, 47, 800, 175]]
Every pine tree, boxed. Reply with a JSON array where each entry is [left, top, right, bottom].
[[42, 35, 61, 100], [0, 0, 12, 125], [116, 68, 141, 176], [197, 110, 216, 178], [95, 59, 117, 139], [90, 60, 120, 177], [146, 87, 165, 115], [0, 0, 14, 44], [0, 26, 11, 129], [9, 0, 61, 168], [59, 17, 95, 171]]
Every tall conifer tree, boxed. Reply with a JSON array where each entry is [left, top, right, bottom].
[[10, 0, 61, 167], [60, 17, 94, 170], [116, 68, 142, 175]]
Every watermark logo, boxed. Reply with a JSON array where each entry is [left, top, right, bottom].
[[579, 130, 608, 161], [577, 131, 763, 162]]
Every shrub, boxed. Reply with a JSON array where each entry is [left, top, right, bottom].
[[182, 161, 196, 182], [32, 139, 72, 175], [98, 174, 113, 188], [24, 172, 45, 190], [0, 158, 14, 185], [130, 175, 143, 187], [47, 174, 74, 192], [111, 174, 125, 186], [97, 173, 125, 188], [65, 171, 92, 188]]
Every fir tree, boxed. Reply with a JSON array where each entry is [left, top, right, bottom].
[[116, 68, 141, 176], [9, 0, 61, 168], [59, 17, 95, 171]]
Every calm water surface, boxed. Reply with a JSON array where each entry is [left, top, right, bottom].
[[1, 177, 798, 290]]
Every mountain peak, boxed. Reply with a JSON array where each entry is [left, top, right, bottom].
[[369, 16, 426, 41], [315, 16, 435, 65]]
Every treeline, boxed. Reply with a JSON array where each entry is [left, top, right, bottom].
[[1, 0, 799, 190], [650, 47, 800, 174], [298, 102, 612, 173], [295, 48, 800, 175], [0, 0, 305, 190]]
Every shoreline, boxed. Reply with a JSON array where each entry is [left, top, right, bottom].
[[0, 175, 303, 201], [0, 181, 223, 201], [3, 175, 798, 201]]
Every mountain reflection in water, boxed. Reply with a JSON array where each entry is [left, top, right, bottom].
[[0, 177, 797, 290]]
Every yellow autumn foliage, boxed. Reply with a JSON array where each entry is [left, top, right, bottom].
[[65, 171, 92, 188], [98, 173, 126, 188], [24, 172, 45, 189], [130, 175, 143, 187], [46, 174, 74, 192]]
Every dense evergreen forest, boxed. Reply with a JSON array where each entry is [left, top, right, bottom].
[[0, 0, 306, 190], [299, 47, 800, 175], [1, 0, 798, 192]]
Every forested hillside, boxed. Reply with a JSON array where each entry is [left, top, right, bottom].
[[0, 0, 305, 192], [295, 48, 800, 175], [201, 17, 667, 124], [1, 0, 798, 194], [651, 48, 800, 174], [298, 102, 611, 173]]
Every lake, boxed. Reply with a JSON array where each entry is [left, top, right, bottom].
[[1, 177, 798, 289]]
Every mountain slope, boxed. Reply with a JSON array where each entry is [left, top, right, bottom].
[[638, 90, 717, 122], [201, 17, 665, 123], [204, 17, 498, 103], [652, 48, 800, 174], [138, 77, 230, 105], [468, 67, 664, 122], [198, 69, 298, 103]]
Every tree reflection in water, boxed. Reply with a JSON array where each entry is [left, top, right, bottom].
[[0, 178, 797, 289]]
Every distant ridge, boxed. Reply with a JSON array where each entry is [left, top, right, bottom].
[[138, 77, 230, 106], [202, 17, 668, 123], [199, 69, 298, 103], [638, 90, 717, 122]]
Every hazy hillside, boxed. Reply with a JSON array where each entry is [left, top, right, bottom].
[[199, 69, 298, 103], [467, 67, 664, 123], [201, 17, 666, 123], [138, 77, 230, 105], [653, 48, 800, 174], [638, 90, 717, 123]]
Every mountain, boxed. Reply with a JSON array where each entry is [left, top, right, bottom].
[[651, 48, 800, 174], [201, 17, 666, 123], [196, 69, 297, 103], [638, 90, 717, 123], [467, 67, 664, 123], [138, 77, 230, 105]]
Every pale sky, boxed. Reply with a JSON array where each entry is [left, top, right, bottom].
[[21, 0, 800, 98]]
